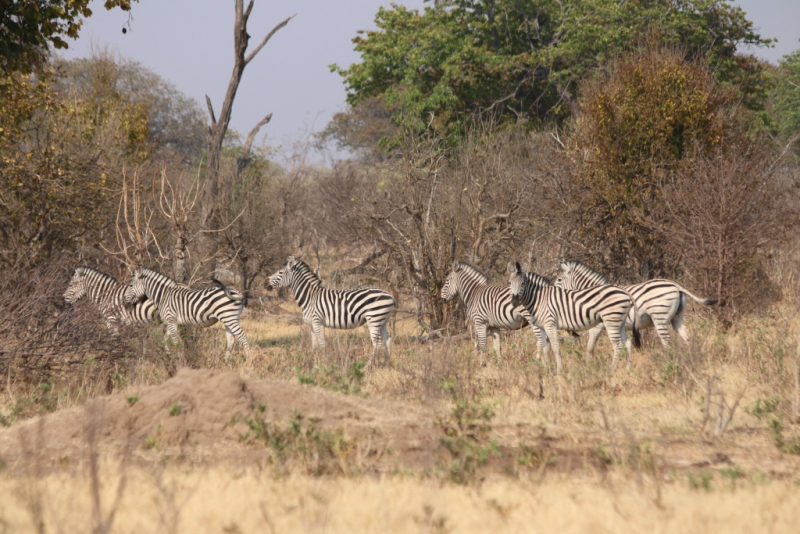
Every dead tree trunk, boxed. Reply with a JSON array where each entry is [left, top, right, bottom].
[[200, 0, 293, 277]]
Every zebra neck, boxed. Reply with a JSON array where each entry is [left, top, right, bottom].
[[457, 277, 482, 305], [290, 278, 320, 310]]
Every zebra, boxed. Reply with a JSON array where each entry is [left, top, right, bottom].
[[63, 266, 157, 333], [507, 261, 640, 373], [123, 267, 251, 360], [268, 256, 395, 364], [441, 261, 547, 364], [554, 260, 716, 353]]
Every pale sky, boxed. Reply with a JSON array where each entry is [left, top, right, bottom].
[[59, 0, 800, 150]]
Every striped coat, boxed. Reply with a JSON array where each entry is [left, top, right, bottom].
[[508, 262, 640, 373], [268, 256, 395, 363], [63, 266, 156, 333]]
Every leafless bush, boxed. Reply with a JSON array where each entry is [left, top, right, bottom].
[[650, 141, 796, 325], [0, 257, 168, 407]]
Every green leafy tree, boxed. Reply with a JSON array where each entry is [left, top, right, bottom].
[[0, 0, 137, 74], [771, 47, 800, 148], [333, 0, 770, 135]]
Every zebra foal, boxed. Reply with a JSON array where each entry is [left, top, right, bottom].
[[441, 261, 546, 364], [508, 262, 640, 373], [268, 256, 395, 364], [63, 266, 156, 333], [555, 260, 716, 352], [123, 267, 251, 360]]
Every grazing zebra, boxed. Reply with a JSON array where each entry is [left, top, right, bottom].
[[63, 266, 156, 333], [441, 261, 547, 364], [268, 256, 395, 364], [123, 267, 251, 360], [555, 260, 716, 353], [507, 262, 640, 373]]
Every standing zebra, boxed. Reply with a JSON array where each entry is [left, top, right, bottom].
[[268, 256, 395, 364], [123, 267, 251, 360], [554, 260, 716, 353], [441, 261, 547, 365], [63, 266, 156, 333], [508, 262, 640, 373]]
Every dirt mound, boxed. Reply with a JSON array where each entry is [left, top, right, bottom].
[[0, 369, 440, 470]]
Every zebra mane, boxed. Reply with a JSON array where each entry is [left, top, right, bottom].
[[454, 261, 489, 285], [137, 268, 180, 288], [523, 271, 553, 288], [289, 258, 324, 287], [561, 260, 609, 285], [75, 265, 119, 284]]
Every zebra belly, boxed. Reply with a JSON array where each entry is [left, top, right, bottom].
[[323, 316, 366, 330]]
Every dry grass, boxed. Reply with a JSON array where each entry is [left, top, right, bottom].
[[2, 296, 800, 532], [1, 465, 799, 533]]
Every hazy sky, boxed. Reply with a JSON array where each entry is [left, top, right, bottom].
[[59, 0, 800, 149]]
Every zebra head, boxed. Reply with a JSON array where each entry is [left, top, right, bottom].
[[124, 268, 148, 305], [63, 267, 88, 304], [440, 262, 462, 301], [554, 261, 575, 290], [268, 256, 297, 289], [507, 261, 526, 301]]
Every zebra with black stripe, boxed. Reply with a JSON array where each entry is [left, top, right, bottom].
[[508, 262, 640, 373], [554, 260, 716, 353], [268, 256, 395, 364], [123, 267, 251, 360], [441, 261, 547, 364], [63, 266, 157, 333]]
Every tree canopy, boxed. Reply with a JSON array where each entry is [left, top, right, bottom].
[[333, 0, 771, 135], [0, 0, 136, 74]]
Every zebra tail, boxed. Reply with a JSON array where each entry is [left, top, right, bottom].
[[681, 286, 717, 306], [627, 289, 642, 349], [211, 278, 246, 306]]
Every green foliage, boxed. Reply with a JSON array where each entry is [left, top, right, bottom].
[[771, 49, 800, 148], [237, 405, 364, 476], [0, 0, 137, 74], [334, 0, 770, 135], [688, 469, 714, 491], [169, 404, 180, 416], [126, 395, 139, 406], [745, 396, 781, 420], [295, 360, 366, 395], [770, 419, 800, 455], [438, 396, 499, 484]]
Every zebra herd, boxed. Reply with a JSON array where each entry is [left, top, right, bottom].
[[63, 256, 714, 372]]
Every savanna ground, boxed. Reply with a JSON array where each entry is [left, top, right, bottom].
[[2, 293, 800, 534]]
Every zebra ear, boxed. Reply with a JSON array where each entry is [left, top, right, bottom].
[[515, 261, 522, 274], [452, 261, 461, 272], [287, 256, 296, 267], [559, 261, 569, 272], [507, 262, 516, 274]]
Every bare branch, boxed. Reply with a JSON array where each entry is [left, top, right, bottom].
[[205, 95, 217, 126], [245, 14, 296, 65]]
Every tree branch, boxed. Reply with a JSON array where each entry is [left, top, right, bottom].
[[245, 14, 296, 65], [205, 95, 217, 125], [241, 113, 272, 163]]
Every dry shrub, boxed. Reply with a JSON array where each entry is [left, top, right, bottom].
[[0, 257, 170, 421]]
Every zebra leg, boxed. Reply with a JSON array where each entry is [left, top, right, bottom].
[[220, 317, 252, 360], [604, 316, 626, 372], [652, 314, 672, 348], [586, 323, 605, 357], [474, 320, 488, 366], [165, 321, 182, 349], [223, 328, 235, 361], [489, 328, 502, 360], [544, 322, 562, 375], [381, 323, 391, 364], [312, 320, 326, 350], [671, 309, 690, 344]]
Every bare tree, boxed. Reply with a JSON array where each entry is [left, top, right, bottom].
[[200, 1, 294, 275]]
